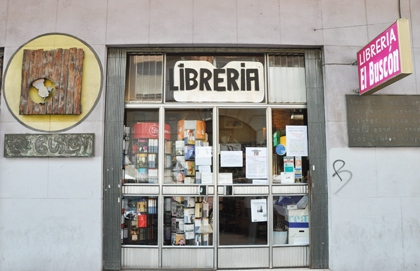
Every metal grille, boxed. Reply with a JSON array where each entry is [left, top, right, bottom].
[[126, 54, 163, 103], [268, 54, 306, 104]]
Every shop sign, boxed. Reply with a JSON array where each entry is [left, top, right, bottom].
[[4, 133, 94, 157], [357, 18, 412, 95], [169, 61, 264, 102]]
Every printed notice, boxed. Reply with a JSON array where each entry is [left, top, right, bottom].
[[245, 147, 267, 179], [251, 199, 267, 222], [218, 173, 233, 184], [201, 172, 213, 184], [286, 126, 308, 156], [220, 151, 243, 167], [196, 146, 212, 165]]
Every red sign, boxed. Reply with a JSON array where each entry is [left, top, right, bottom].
[[133, 122, 171, 140], [357, 19, 412, 95]]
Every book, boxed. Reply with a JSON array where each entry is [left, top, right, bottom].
[[184, 208, 194, 224], [137, 139, 148, 153], [137, 153, 147, 168], [137, 168, 148, 182], [194, 218, 202, 233], [148, 153, 156, 168], [185, 161, 195, 176], [195, 203, 202, 218], [137, 199, 147, 213], [175, 141, 185, 155], [202, 202, 209, 217], [184, 145, 195, 159], [138, 214, 147, 228]]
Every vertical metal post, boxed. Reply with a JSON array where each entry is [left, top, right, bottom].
[[305, 49, 329, 269], [103, 48, 127, 270]]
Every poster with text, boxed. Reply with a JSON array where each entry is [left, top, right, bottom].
[[245, 147, 267, 179], [251, 199, 267, 222], [286, 126, 308, 156]]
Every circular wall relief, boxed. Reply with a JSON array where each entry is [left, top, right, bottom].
[[3, 33, 103, 132]]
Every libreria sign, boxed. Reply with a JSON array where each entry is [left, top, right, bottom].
[[169, 60, 264, 102], [357, 18, 412, 95]]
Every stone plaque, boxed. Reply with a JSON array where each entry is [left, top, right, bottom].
[[346, 95, 420, 147], [4, 133, 94, 157]]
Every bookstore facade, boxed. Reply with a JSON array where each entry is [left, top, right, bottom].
[[103, 48, 328, 270]]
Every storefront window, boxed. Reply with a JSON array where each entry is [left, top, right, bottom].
[[164, 109, 213, 184], [126, 54, 163, 103], [218, 108, 267, 184], [271, 109, 309, 183], [273, 195, 309, 245], [119, 50, 313, 268], [268, 54, 306, 104], [271, 108, 309, 246], [121, 196, 158, 245], [219, 196, 267, 245], [164, 196, 214, 246], [124, 109, 161, 183]]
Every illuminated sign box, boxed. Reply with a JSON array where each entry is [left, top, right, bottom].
[[357, 18, 413, 95]]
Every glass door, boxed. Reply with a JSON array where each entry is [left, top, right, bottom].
[[216, 108, 271, 269]]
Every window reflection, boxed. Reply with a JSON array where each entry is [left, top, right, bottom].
[[217, 109, 267, 184], [219, 197, 267, 245]]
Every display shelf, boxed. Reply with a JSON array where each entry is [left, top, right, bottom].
[[122, 196, 158, 245], [164, 196, 213, 246]]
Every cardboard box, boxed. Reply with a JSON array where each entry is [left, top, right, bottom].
[[286, 207, 309, 224], [177, 120, 206, 144], [287, 227, 309, 245]]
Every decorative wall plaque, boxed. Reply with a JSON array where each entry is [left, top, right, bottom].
[[19, 48, 84, 115], [4, 133, 94, 157]]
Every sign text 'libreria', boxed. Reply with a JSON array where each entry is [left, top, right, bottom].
[[169, 61, 264, 102]]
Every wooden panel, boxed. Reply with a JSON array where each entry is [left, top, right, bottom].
[[19, 48, 84, 115]]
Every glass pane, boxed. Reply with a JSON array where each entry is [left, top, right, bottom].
[[268, 54, 306, 104], [126, 55, 163, 103], [219, 196, 267, 245], [165, 54, 265, 103], [124, 109, 162, 183], [273, 195, 309, 245], [164, 109, 213, 184], [272, 109, 309, 183], [218, 108, 267, 184], [163, 196, 214, 246], [121, 196, 158, 245]]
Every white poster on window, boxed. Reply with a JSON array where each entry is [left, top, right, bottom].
[[251, 199, 267, 222], [245, 147, 267, 179], [286, 126, 308, 157], [196, 146, 212, 165], [221, 151, 243, 167]]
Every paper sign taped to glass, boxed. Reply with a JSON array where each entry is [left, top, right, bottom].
[[251, 198, 267, 222]]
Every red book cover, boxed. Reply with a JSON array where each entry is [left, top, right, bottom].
[[138, 214, 147, 228]]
